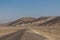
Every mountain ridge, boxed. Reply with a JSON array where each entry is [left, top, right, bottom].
[[2, 16, 60, 26]]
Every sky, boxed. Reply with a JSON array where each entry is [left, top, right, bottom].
[[0, 0, 60, 23]]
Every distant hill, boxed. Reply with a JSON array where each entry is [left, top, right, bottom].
[[4, 16, 60, 26], [31, 16, 54, 26], [38, 16, 60, 26], [6, 17, 36, 26]]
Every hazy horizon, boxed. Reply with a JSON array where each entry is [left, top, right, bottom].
[[0, 0, 60, 23]]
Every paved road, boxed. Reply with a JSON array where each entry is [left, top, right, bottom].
[[0, 29, 48, 40], [0, 29, 26, 40]]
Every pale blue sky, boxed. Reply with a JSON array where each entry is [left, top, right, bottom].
[[0, 0, 60, 23]]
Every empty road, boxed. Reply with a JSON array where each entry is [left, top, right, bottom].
[[0, 29, 48, 40], [0, 29, 26, 40]]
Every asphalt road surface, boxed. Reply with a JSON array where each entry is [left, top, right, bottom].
[[0, 29, 26, 40], [0, 29, 47, 40]]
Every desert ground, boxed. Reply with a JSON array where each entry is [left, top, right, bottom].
[[0, 26, 48, 40], [0, 25, 60, 40], [0, 16, 60, 40]]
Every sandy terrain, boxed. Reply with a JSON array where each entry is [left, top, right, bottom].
[[0, 27, 48, 40], [0, 26, 25, 37], [0, 25, 60, 40]]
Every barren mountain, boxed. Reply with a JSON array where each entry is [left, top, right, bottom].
[[31, 16, 54, 26], [6, 17, 36, 26], [39, 16, 60, 26], [5, 16, 60, 26]]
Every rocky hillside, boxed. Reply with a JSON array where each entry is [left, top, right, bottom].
[[5, 16, 60, 26], [6, 17, 36, 26], [39, 16, 60, 26]]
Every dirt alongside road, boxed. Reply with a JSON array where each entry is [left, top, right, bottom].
[[0, 29, 48, 40], [0, 29, 26, 40]]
